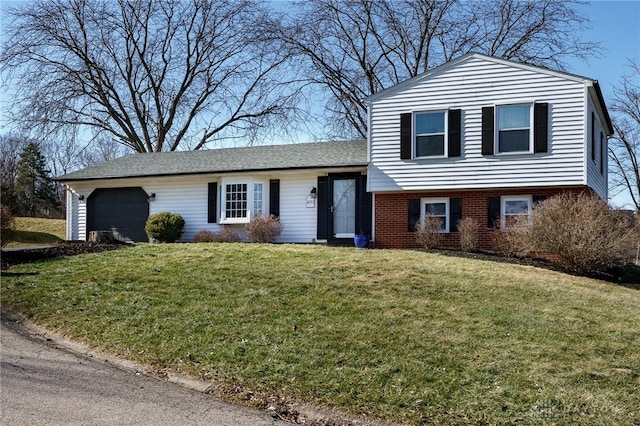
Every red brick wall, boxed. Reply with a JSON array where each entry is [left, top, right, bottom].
[[374, 186, 592, 250]]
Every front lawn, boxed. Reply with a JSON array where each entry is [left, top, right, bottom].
[[4, 217, 66, 247], [1, 243, 639, 425]]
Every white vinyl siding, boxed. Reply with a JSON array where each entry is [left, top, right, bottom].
[[585, 96, 608, 199], [64, 168, 364, 243], [368, 55, 594, 193]]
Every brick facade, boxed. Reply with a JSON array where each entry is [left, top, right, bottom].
[[373, 186, 592, 250]]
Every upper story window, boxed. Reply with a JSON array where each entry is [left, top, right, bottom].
[[400, 109, 461, 160], [220, 180, 265, 224], [415, 111, 446, 157], [497, 104, 532, 153], [482, 103, 547, 156]]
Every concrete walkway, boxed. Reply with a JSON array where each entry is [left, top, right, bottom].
[[0, 309, 280, 426]]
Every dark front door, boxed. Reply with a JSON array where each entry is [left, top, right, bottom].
[[87, 187, 150, 242], [317, 173, 372, 245]]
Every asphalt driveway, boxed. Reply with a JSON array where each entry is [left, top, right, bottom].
[[0, 309, 280, 426]]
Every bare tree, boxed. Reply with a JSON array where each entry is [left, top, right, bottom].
[[1, 0, 298, 153], [281, 0, 599, 138], [609, 60, 640, 211]]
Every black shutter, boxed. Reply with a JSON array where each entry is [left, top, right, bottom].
[[317, 176, 328, 240], [400, 113, 412, 160], [534, 102, 549, 153], [207, 183, 218, 223], [448, 109, 462, 158], [487, 197, 500, 228], [269, 179, 280, 218], [481, 107, 494, 155], [357, 175, 372, 236], [450, 198, 462, 232], [533, 195, 546, 206], [408, 199, 420, 232], [591, 112, 596, 161], [600, 132, 604, 174]]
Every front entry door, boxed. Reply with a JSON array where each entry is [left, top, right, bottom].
[[331, 178, 357, 239], [317, 173, 372, 245]]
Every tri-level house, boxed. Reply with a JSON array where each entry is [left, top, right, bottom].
[[366, 52, 613, 249], [57, 53, 612, 249]]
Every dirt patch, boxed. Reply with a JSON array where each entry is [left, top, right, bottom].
[[1, 240, 130, 270]]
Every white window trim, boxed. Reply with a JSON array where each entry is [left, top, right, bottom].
[[495, 103, 534, 155], [219, 179, 266, 224], [421, 197, 450, 233], [500, 195, 532, 229], [413, 110, 448, 159]]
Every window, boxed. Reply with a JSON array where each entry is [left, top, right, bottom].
[[220, 180, 265, 224], [421, 198, 449, 232], [501, 196, 532, 228], [497, 104, 532, 153], [414, 111, 446, 157], [253, 183, 263, 216]]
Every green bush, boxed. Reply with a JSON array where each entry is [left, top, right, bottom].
[[245, 214, 282, 243], [1, 204, 15, 247], [145, 212, 185, 243]]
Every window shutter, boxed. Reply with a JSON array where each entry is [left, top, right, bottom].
[[591, 112, 596, 161], [269, 179, 280, 218], [408, 199, 420, 232], [534, 102, 549, 153], [487, 197, 500, 228], [317, 176, 328, 239], [481, 107, 494, 155], [600, 132, 605, 175], [207, 182, 218, 223], [448, 109, 462, 158], [400, 113, 412, 160], [450, 198, 462, 232], [533, 195, 546, 206], [357, 175, 372, 236]]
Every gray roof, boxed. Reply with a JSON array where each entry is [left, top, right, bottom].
[[57, 139, 367, 182]]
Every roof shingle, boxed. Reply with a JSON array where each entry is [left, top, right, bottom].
[[57, 139, 367, 182]]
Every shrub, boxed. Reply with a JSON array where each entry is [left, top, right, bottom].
[[245, 214, 282, 243], [490, 214, 533, 258], [1, 204, 15, 247], [145, 212, 185, 243], [194, 228, 241, 243], [457, 217, 479, 252], [414, 214, 443, 250], [529, 193, 638, 274]]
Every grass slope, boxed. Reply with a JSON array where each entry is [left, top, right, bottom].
[[5, 217, 66, 247], [2, 243, 639, 425]]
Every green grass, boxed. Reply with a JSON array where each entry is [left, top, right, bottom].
[[2, 243, 639, 425], [4, 217, 66, 247]]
